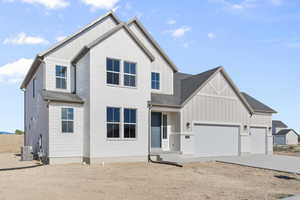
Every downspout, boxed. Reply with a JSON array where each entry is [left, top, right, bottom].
[[147, 103, 182, 167]]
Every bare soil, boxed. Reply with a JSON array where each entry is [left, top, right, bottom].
[[274, 145, 300, 157], [0, 135, 23, 153], [0, 153, 299, 200]]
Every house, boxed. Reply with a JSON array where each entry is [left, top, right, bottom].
[[272, 120, 288, 135], [273, 129, 299, 145], [20, 11, 277, 164]]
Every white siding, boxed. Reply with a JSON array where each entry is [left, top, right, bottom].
[[24, 63, 49, 156], [129, 23, 174, 95], [44, 16, 118, 92], [48, 103, 83, 158], [88, 28, 152, 159], [286, 131, 299, 145]]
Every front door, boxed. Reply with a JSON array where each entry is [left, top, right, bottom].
[[151, 112, 162, 148]]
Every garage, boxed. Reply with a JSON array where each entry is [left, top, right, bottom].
[[193, 124, 240, 157], [250, 127, 267, 154]]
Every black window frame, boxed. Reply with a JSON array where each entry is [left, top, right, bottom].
[[61, 108, 74, 133], [123, 108, 137, 139], [56, 65, 67, 89], [123, 61, 137, 87], [162, 114, 168, 139], [106, 58, 120, 85], [151, 72, 160, 90], [106, 107, 121, 138]]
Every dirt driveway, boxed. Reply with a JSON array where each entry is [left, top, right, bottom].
[[0, 153, 299, 200]]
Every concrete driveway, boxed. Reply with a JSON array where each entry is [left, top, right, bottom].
[[215, 155, 300, 174]]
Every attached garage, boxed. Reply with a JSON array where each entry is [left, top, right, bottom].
[[193, 124, 240, 157], [250, 127, 267, 154]]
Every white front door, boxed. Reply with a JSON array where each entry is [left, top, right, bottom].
[[250, 127, 267, 154], [193, 124, 240, 157]]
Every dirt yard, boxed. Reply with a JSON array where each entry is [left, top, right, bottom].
[[274, 145, 300, 157], [0, 135, 23, 153], [0, 154, 299, 200]]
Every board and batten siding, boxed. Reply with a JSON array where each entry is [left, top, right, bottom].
[[24, 63, 49, 156], [128, 22, 174, 95], [48, 103, 84, 160], [87, 28, 151, 161]]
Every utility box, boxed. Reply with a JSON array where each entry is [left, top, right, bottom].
[[21, 146, 33, 161]]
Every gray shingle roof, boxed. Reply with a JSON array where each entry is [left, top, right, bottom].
[[42, 90, 84, 104], [151, 67, 220, 107], [241, 92, 277, 114], [272, 120, 288, 128], [276, 129, 299, 136]]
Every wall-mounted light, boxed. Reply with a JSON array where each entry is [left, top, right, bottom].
[[269, 127, 272, 131], [186, 122, 190, 129], [244, 125, 248, 131]]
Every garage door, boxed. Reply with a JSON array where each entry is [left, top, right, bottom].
[[193, 124, 239, 157], [250, 127, 267, 154]]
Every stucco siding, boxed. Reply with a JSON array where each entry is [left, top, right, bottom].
[[129, 23, 174, 95], [48, 103, 83, 158], [88, 28, 151, 159]]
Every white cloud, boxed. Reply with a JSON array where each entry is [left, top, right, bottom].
[[81, 0, 119, 10], [3, 32, 49, 45], [55, 35, 66, 42], [0, 58, 33, 83], [209, 0, 284, 11], [208, 32, 216, 39], [168, 26, 191, 38], [6, 0, 69, 9], [270, 0, 283, 6], [167, 19, 176, 25]]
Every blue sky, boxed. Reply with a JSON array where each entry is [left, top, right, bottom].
[[0, 0, 299, 133]]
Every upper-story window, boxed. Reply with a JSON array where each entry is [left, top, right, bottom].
[[107, 58, 120, 85], [32, 78, 36, 98], [56, 65, 67, 89], [151, 72, 160, 90], [61, 108, 74, 133], [124, 61, 136, 87]]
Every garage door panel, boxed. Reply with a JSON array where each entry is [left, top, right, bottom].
[[250, 128, 267, 154], [193, 124, 239, 157]]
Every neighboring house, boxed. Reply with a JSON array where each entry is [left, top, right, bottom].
[[21, 11, 277, 164], [272, 120, 288, 135], [273, 129, 299, 145]]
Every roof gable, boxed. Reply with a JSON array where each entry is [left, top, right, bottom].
[[72, 23, 155, 65], [272, 120, 288, 128], [276, 129, 299, 136], [128, 18, 178, 72], [241, 92, 277, 114]]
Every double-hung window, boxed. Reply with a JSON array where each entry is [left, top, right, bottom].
[[124, 109, 136, 138], [107, 58, 120, 85], [56, 65, 67, 89], [124, 62, 136, 87], [151, 72, 160, 90], [62, 108, 74, 133], [107, 107, 120, 138]]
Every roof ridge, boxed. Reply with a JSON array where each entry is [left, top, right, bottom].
[[181, 66, 222, 81]]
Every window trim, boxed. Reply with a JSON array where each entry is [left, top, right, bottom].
[[106, 107, 121, 139], [106, 57, 121, 86], [123, 108, 137, 139], [123, 61, 137, 88], [56, 65, 67, 90], [61, 108, 74, 134], [151, 72, 161, 91]]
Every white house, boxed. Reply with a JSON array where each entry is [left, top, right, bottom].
[[21, 11, 277, 164], [273, 129, 299, 145]]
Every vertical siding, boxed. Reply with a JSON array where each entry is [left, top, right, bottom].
[[129, 23, 174, 95], [48, 103, 83, 158]]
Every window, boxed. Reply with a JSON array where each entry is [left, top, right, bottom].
[[124, 62, 136, 87], [33, 78, 36, 98], [107, 58, 120, 85], [107, 107, 120, 138], [124, 109, 136, 138], [163, 114, 168, 139], [56, 65, 67, 89], [151, 72, 160, 90], [62, 108, 74, 133]]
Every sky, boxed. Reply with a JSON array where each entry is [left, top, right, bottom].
[[0, 0, 299, 133]]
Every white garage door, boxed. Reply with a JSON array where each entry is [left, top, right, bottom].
[[193, 124, 239, 157], [250, 127, 267, 154]]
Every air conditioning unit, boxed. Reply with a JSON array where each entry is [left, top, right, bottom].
[[21, 146, 33, 161]]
